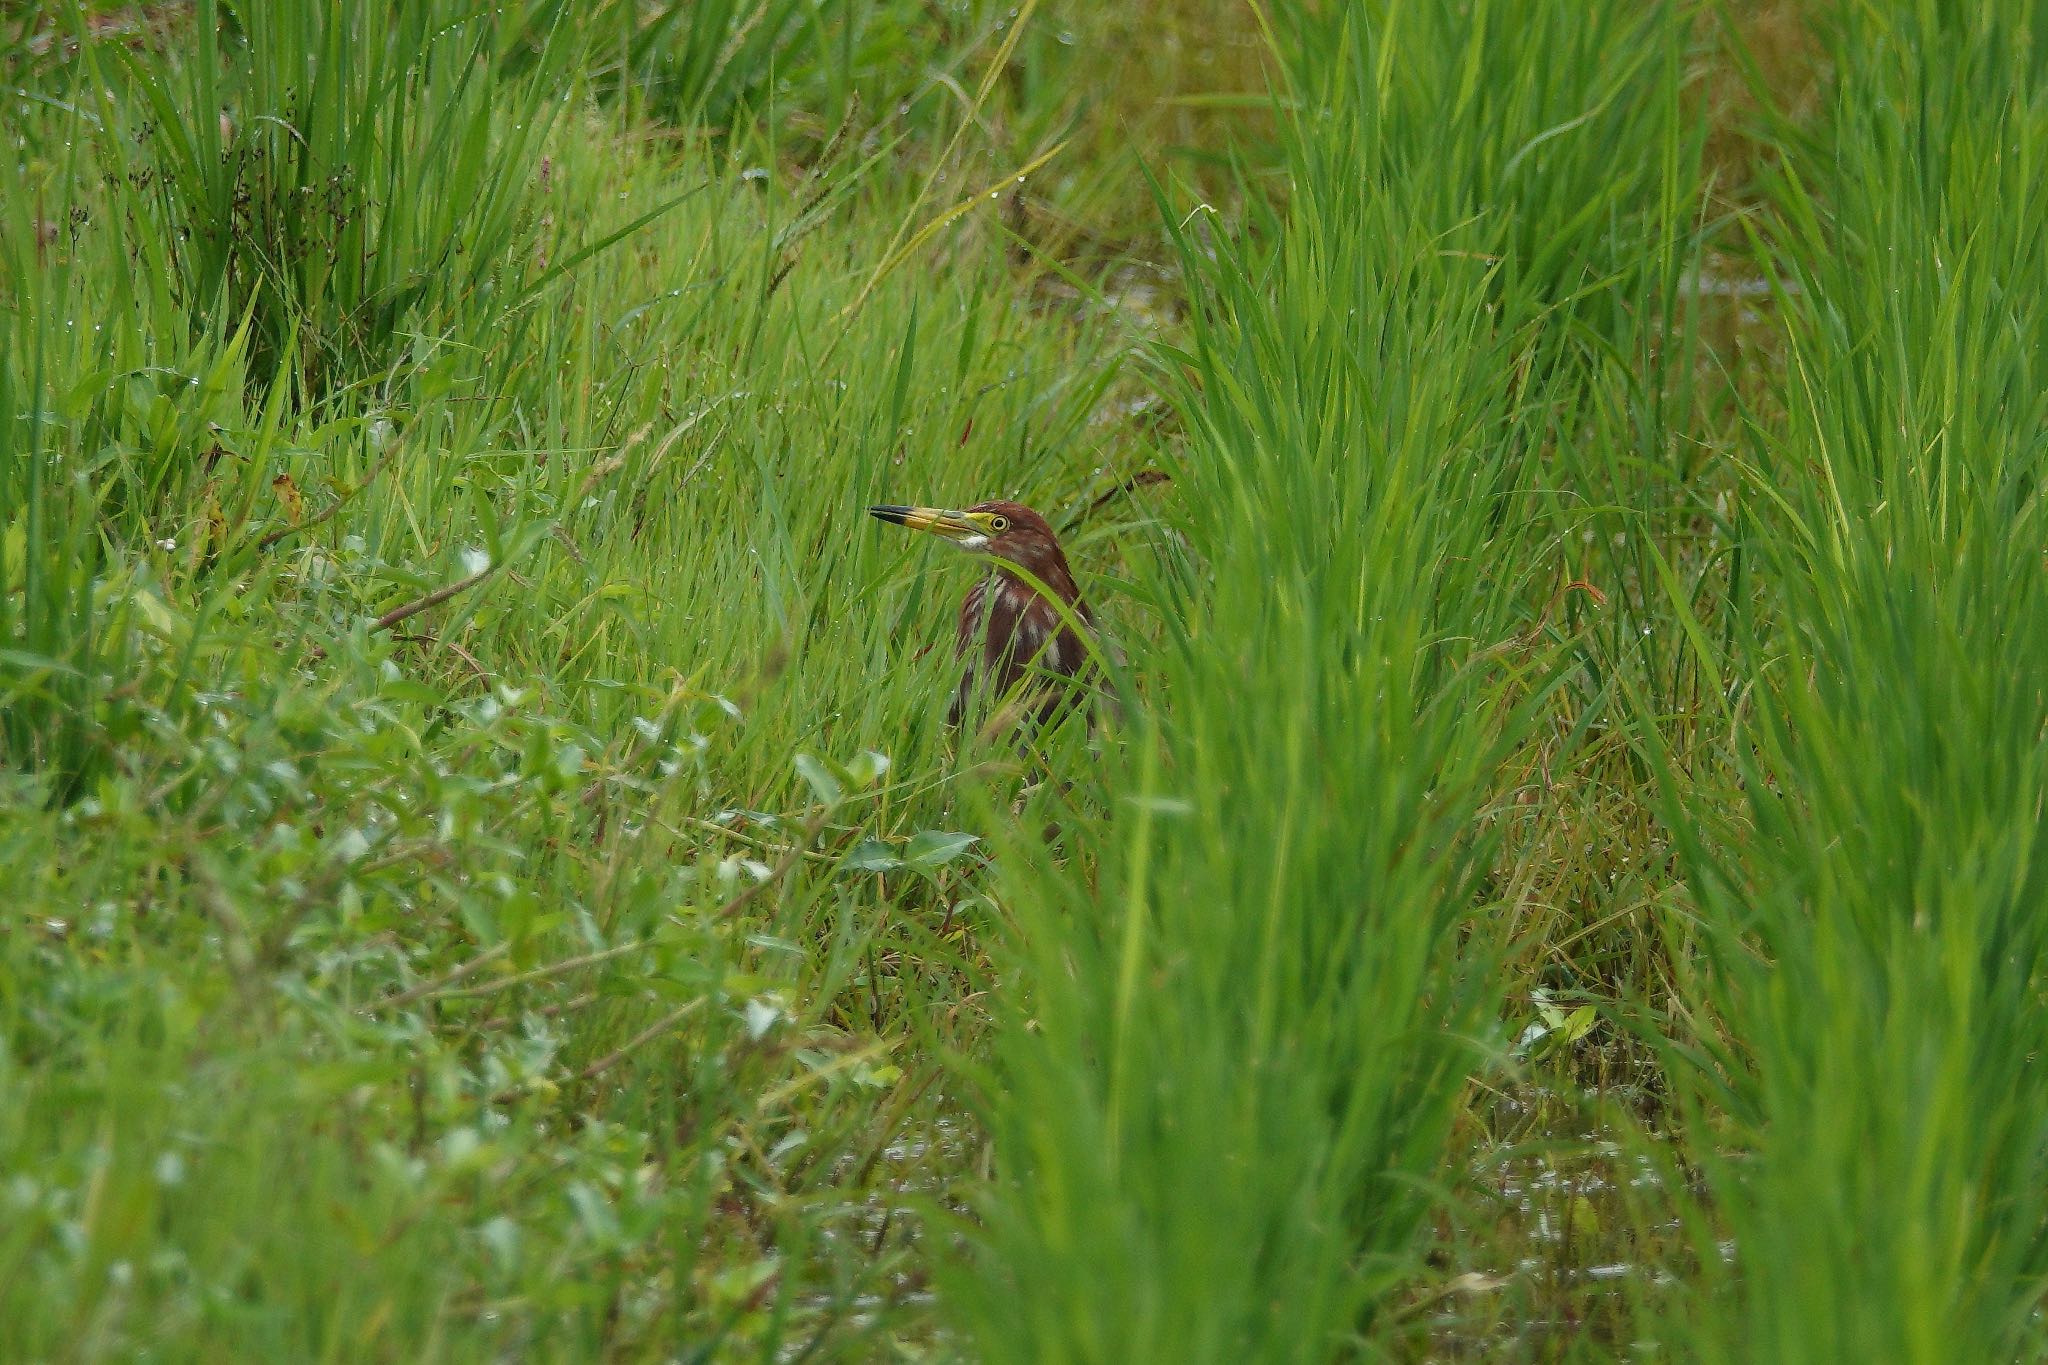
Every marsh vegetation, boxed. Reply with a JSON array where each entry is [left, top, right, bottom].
[[5, 2, 2046, 1360]]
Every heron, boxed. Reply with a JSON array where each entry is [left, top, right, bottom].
[[868, 499, 1098, 732]]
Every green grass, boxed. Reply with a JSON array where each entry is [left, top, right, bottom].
[[4, 0, 2047, 1360], [948, 3, 1702, 1358], [1656, 6, 2048, 1360]]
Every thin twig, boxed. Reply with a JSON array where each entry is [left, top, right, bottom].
[[1068, 467, 1171, 532], [391, 631, 491, 686], [365, 817, 827, 1013], [670, 814, 839, 863], [853, 1064, 944, 1186], [373, 566, 494, 633], [577, 998, 704, 1082], [717, 811, 830, 919], [256, 440, 404, 551], [539, 990, 600, 1019], [304, 563, 501, 664], [371, 942, 511, 1013], [409, 938, 653, 1003]]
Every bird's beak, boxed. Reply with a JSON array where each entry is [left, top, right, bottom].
[[869, 505, 987, 548]]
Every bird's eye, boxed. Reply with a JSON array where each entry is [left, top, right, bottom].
[[988, 515, 1009, 532]]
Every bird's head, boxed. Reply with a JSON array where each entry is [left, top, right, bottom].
[[868, 499, 1069, 577]]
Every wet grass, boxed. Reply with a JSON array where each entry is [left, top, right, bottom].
[[5, 1, 2046, 1360]]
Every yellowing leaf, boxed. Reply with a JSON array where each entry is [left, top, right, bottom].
[[272, 471, 305, 524]]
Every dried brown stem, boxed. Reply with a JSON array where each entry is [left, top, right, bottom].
[[373, 566, 495, 633]]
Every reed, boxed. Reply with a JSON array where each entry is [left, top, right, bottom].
[[1659, 6, 2048, 1360]]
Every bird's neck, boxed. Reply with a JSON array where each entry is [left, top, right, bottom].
[[991, 550, 1079, 606]]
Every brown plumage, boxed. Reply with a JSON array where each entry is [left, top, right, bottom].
[[869, 498, 1096, 731], [948, 501, 1094, 727]]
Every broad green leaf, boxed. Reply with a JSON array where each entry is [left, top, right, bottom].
[[902, 830, 978, 871]]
